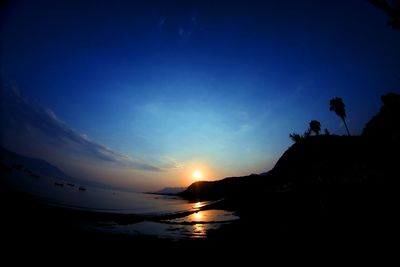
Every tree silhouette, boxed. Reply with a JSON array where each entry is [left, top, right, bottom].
[[289, 133, 302, 143], [363, 92, 400, 139], [309, 120, 321, 135], [368, 0, 400, 29], [330, 97, 351, 136], [289, 121, 322, 143], [303, 128, 312, 138]]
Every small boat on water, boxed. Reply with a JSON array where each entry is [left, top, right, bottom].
[[54, 182, 64, 187], [78, 186, 87, 191]]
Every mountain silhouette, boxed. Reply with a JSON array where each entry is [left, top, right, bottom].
[[1, 146, 73, 182], [152, 187, 187, 194], [0, 146, 112, 189]]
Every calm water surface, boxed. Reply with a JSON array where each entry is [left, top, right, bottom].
[[6, 169, 239, 239], [95, 209, 240, 239]]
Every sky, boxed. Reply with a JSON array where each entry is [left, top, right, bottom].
[[1, 0, 399, 191]]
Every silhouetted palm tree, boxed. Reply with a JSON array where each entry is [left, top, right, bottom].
[[309, 120, 321, 135], [330, 97, 351, 136]]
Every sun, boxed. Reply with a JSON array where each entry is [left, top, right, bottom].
[[192, 170, 203, 181]]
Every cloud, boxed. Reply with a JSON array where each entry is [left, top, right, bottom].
[[1, 84, 162, 172], [145, 155, 184, 170]]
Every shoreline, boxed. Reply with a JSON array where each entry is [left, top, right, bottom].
[[1, 182, 229, 225], [0, 176, 394, 256]]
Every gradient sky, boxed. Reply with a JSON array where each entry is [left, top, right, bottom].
[[1, 0, 399, 191]]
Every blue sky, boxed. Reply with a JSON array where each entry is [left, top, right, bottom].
[[1, 0, 399, 190]]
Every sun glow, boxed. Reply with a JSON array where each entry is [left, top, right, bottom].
[[182, 163, 213, 186], [193, 212, 203, 220], [192, 170, 203, 181]]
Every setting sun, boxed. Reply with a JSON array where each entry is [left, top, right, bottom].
[[192, 170, 203, 180]]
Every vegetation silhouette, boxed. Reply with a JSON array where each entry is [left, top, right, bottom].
[[289, 120, 327, 143], [363, 92, 400, 140], [288, 95, 355, 144], [289, 120, 323, 143], [330, 97, 351, 136], [292, 96, 353, 141], [289, 133, 302, 143], [369, 0, 400, 29], [309, 120, 321, 135]]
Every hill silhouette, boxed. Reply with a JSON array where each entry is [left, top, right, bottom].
[[180, 93, 399, 236]]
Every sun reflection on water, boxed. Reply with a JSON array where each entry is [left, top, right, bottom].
[[108, 209, 240, 240], [168, 209, 239, 224], [191, 224, 207, 238], [193, 202, 203, 210], [193, 212, 202, 221]]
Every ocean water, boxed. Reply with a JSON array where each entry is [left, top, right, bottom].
[[5, 169, 239, 239], [6, 170, 211, 214]]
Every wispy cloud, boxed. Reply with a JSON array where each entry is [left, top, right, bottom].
[[1, 84, 163, 171]]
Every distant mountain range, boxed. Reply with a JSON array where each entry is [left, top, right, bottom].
[[1, 146, 73, 180], [0, 146, 111, 189], [152, 187, 187, 194]]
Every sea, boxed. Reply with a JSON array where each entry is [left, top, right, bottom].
[[5, 168, 239, 239]]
